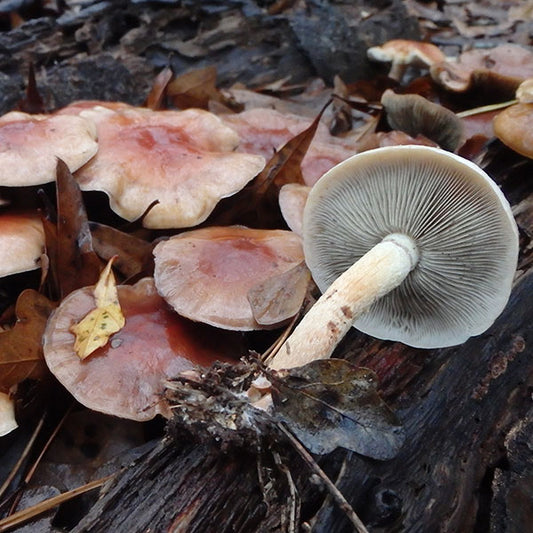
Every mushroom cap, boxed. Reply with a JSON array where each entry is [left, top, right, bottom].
[[367, 40, 445, 67], [153, 226, 305, 330], [63, 104, 265, 229], [43, 278, 242, 421], [0, 111, 98, 186], [303, 145, 518, 348], [0, 212, 45, 277], [493, 104, 533, 159], [381, 90, 464, 151]]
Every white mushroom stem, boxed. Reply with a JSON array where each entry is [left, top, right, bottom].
[[269, 234, 419, 370]]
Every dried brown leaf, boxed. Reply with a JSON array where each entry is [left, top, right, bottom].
[[0, 290, 56, 391], [271, 359, 405, 458]]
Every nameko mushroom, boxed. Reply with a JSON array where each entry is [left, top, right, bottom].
[[269, 145, 518, 370]]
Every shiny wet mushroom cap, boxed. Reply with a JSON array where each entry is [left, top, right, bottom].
[[493, 104, 533, 159], [270, 145, 518, 370], [153, 226, 305, 330], [43, 278, 243, 421]]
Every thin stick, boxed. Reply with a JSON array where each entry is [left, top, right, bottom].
[[277, 424, 369, 533], [8, 404, 74, 515], [262, 312, 299, 365], [456, 99, 517, 118], [0, 475, 113, 533], [0, 414, 46, 503]]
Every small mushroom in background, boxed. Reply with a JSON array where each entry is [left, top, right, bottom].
[[153, 226, 306, 330], [0, 111, 98, 186], [0, 212, 45, 278], [430, 44, 533, 96], [59, 103, 266, 229], [43, 278, 243, 421], [269, 145, 518, 370], [367, 40, 446, 82], [380, 89, 464, 151], [493, 103, 533, 159]]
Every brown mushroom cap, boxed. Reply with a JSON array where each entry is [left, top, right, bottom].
[[381, 89, 464, 151], [0, 111, 98, 186], [493, 104, 533, 159], [0, 212, 45, 277], [60, 103, 265, 229], [43, 277, 243, 421], [430, 44, 533, 95], [153, 226, 305, 330]]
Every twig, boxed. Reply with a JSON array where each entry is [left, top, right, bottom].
[[456, 99, 517, 118], [277, 423, 369, 533], [272, 450, 300, 533], [0, 475, 113, 533], [0, 413, 46, 504], [8, 404, 74, 515]]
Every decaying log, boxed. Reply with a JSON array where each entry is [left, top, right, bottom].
[[69, 265, 533, 532]]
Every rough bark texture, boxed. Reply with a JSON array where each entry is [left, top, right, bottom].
[[1, 1, 531, 532]]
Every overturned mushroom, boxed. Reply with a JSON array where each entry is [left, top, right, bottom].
[[43, 278, 243, 420], [60, 103, 265, 229], [153, 226, 306, 330], [270, 146, 518, 370], [0, 112, 98, 186]]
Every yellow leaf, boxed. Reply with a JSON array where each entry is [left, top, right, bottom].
[[70, 257, 125, 360]]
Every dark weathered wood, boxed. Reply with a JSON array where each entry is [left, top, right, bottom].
[[68, 267, 533, 533]]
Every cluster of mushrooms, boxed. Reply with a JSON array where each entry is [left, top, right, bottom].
[[0, 39, 525, 435]]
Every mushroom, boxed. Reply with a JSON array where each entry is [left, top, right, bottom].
[[269, 145, 518, 370], [380, 89, 464, 151], [278, 183, 311, 237], [0, 111, 98, 186], [60, 103, 265, 229], [430, 44, 533, 96], [493, 104, 533, 159], [0, 391, 17, 437], [153, 226, 305, 330], [0, 212, 45, 277], [43, 278, 243, 420], [367, 40, 446, 82]]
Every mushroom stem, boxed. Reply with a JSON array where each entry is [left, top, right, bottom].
[[269, 234, 418, 370]]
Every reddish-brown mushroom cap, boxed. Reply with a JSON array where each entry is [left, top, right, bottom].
[[493, 104, 533, 159], [43, 277, 243, 421], [153, 226, 305, 330], [220, 107, 358, 186], [60, 103, 265, 229], [0, 212, 45, 277], [0, 111, 98, 186]]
